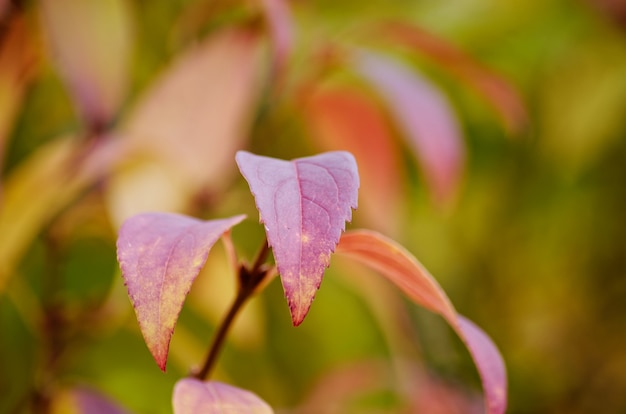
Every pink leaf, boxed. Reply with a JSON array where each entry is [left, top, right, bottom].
[[336, 230, 507, 414], [258, 0, 294, 76], [173, 379, 273, 414], [116, 213, 245, 371], [70, 387, 130, 414], [375, 21, 527, 135], [352, 51, 465, 203], [236, 151, 359, 326]]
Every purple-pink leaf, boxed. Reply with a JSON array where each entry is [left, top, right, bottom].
[[173, 379, 273, 414], [117, 213, 245, 371], [336, 230, 507, 414], [373, 21, 527, 136], [352, 50, 465, 204], [259, 0, 294, 76], [236, 151, 359, 326], [70, 387, 130, 414]]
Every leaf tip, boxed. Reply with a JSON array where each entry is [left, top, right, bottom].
[[289, 302, 310, 327], [235, 150, 251, 165], [141, 325, 171, 372], [285, 277, 321, 326]]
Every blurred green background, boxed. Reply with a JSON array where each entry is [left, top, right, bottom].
[[1, 0, 626, 413]]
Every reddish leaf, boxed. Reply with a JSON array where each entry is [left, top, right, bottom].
[[0, 14, 37, 166], [302, 85, 404, 233], [173, 379, 273, 414], [236, 151, 359, 326], [352, 50, 465, 203], [0, 1, 9, 20], [117, 213, 245, 371], [336, 230, 507, 414], [375, 21, 527, 135]]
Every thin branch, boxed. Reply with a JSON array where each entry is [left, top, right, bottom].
[[193, 236, 272, 380]]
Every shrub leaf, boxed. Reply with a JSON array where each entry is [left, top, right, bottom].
[[173, 379, 273, 414], [236, 151, 359, 326], [117, 212, 245, 371], [336, 230, 507, 414]]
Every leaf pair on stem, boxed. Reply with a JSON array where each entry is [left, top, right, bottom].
[[117, 151, 506, 413]]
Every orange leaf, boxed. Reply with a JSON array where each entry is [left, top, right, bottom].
[[336, 230, 507, 414], [303, 85, 403, 233]]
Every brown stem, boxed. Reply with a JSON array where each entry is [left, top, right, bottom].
[[250, 239, 271, 276], [193, 237, 271, 380], [194, 289, 248, 380]]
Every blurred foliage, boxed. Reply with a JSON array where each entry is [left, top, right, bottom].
[[1, 0, 626, 413]]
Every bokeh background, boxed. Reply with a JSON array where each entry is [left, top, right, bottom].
[[1, 0, 625, 413]]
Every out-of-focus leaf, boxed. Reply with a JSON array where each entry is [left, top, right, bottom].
[[39, 0, 133, 124], [108, 29, 264, 224], [0, 14, 37, 164], [410, 374, 482, 414], [352, 50, 465, 204], [105, 155, 196, 227], [124, 29, 263, 192], [299, 360, 395, 412], [259, 0, 294, 76], [302, 85, 403, 233], [0, 136, 125, 293], [173, 379, 273, 414], [375, 21, 527, 135], [52, 386, 130, 414], [236, 151, 359, 326], [116, 213, 245, 371], [336, 230, 507, 414]]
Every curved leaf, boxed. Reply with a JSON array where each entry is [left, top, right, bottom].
[[236, 151, 359, 326], [352, 50, 465, 203], [173, 379, 273, 414], [336, 230, 507, 414], [375, 21, 527, 135], [116, 213, 245, 371]]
